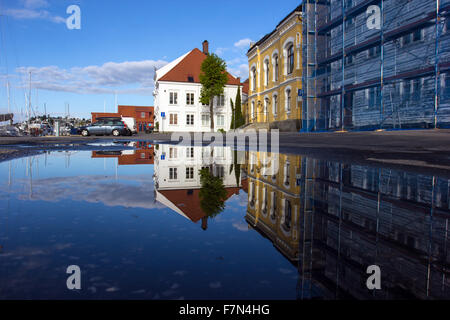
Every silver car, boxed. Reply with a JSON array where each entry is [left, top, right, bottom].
[[80, 119, 129, 137]]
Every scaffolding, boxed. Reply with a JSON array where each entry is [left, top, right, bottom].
[[302, 0, 450, 131]]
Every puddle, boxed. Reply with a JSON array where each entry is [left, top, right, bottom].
[[0, 144, 448, 299]]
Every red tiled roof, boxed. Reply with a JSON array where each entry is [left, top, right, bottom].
[[241, 79, 249, 95], [159, 187, 240, 223], [159, 48, 241, 85]]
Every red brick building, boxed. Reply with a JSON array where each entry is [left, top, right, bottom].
[[91, 142, 155, 165], [91, 105, 154, 133]]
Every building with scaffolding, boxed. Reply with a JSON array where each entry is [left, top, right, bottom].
[[299, 0, 450, 131], [243, 150, 449, 299]]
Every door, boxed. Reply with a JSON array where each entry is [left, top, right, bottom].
[[90, 121, 104, 135]]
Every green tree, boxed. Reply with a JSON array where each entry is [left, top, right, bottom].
[[229, 150, 241, 188], [230, 86, 244, 130], [199, 168, 227, 219], [199, 53, 228, 132]]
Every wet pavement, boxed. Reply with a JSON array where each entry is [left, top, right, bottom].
[[0, 141, 449, 300]]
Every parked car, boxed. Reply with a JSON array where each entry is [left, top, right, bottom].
[[80, 119, 129, 137], [94, 117, 134, 136]]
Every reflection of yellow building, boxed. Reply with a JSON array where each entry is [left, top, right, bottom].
[[244, 151, 303, 261], [246, 5, 303, 131]]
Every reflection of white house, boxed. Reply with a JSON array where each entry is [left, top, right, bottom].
[[153, 145, 242, 224], [153, 41, 242, 133]]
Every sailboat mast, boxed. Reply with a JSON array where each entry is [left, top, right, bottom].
[[28, 71, 32, 122], [7, 81, 10, 114]]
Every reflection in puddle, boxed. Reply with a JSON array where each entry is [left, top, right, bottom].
[[0, 144, 448, 300]]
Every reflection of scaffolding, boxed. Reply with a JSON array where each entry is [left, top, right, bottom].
[[298, 159, 449, 299], [302, 0, 450, 132]]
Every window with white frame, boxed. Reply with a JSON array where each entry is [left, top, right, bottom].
[[169, 147, 177, 159], [186, 147, 194, 158], [169, 167, 178, 180], [216, 114, 225, 126], [273, 94, 278, 116], [202, 114, 210, 126], [169, 92, 178, 105], [264, 59, 270, 87], [368, 87, 381, 108], [262, 187, 268, 215], [214, 147, 224, 158], [186, 114, 194, 126], [141, 112, 146, 118], [285, 89, 292, 112], [202, 147, 212, 159], [215, 166, 225, 178], [264, 97, 269, 115], [186, 167, 194, 180], [251, 67, 257, 91], [367, 46, 381, 58], [287, 45, 294, 74], [273, 54, 279, 82], [412, 29, 423, 42], [251, 101, 255, 119], [217, 95, 225, 107], [186, 93, 195, 105], [345, 17, 354, 29], [283, 199, 292, 231], [270, 192, 277, 220], [284, 161, 290, 186], [169, 113, 178, 125]]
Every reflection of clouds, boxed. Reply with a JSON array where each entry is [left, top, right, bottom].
[[7, 175, 164, 210], [232, 221, 249, 232], [278, 268, 294, 275], [0, 243, 75, 296]]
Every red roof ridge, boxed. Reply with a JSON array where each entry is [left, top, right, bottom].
[[158, 48, 241, 86]]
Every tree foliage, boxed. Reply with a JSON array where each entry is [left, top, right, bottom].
[[199, 54, 228, 131], [230, 86, 245, 130], [199, 168, 227, 219]]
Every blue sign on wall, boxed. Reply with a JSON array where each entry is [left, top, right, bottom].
[[298, 89, 303, 97], [161, 155, 166, 160], [161, 112, 166, 118]]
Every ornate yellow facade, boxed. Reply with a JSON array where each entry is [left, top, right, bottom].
[[246, 5, 303, 131], [244, 150, 303, 261]]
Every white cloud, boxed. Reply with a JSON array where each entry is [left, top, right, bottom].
[[234, 38, 253, 49], [23, 0, 49, 9], [5, 0, 65, 24], [232, 221, 249, 232], [227, 64, 249, 81], [226, 58, 244, 66], [10, 174, 166, 210], [16, 59, 168, 95], [215, 47, 228, 56]]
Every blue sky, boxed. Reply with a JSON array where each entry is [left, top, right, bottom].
[[0, 0, 301, 119]]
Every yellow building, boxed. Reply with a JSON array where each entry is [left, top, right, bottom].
[[246, 5, 303, 131], [244, 150, 303, 261]]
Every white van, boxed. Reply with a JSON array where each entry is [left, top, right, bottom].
[[121, 117, 137, 135]]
